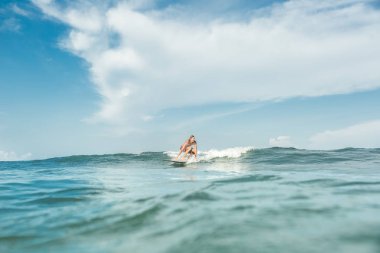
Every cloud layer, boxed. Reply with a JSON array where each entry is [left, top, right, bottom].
[[309, 119, 380, 149], [32, 0, 380, 127], [0, 150, 32, 161], [269, 136, 293, 148]]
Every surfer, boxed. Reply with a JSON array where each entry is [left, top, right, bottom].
[[176, 135, 198, 160]]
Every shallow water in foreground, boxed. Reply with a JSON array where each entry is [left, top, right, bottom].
[[1, 147, 380, 253]]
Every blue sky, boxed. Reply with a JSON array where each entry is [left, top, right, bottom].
[[1, 0, 380, 160]]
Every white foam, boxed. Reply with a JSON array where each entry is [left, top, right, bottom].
[[165, 146, 254, 162], [199, 146, 254, 160]]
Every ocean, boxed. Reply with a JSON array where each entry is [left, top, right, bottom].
[[1, 147, 379, 253]]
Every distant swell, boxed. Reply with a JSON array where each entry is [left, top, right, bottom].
[[2, 147, 380, 165]]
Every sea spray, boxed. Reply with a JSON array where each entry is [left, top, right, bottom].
[[165, 146, 254, 161]]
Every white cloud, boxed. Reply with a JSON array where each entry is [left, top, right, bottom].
[[0, 18, 21, 32], [0, 150, 32, 161], [309, 120, 380, 149], [32, 0, 380, 130], [269, 136, 293, 148], [11, 4, 31, 17]]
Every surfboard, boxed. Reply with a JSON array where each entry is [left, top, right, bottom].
[[171, 158, 187, 164], [171, 159, 187, 163]]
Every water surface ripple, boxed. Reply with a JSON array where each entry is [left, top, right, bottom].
[[1, 147, 380, 253]]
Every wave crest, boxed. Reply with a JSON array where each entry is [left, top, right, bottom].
[[165, 146, 254, 161]]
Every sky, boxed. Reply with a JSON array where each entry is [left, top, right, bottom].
[[1, 0, 380, 160]]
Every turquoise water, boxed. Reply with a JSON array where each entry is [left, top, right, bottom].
[[1, 147, 380, 253]]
